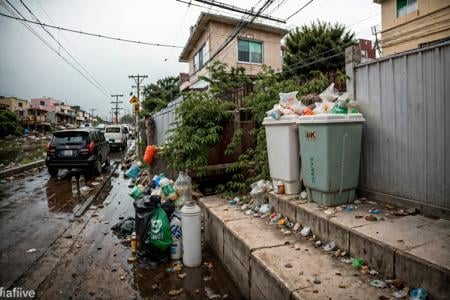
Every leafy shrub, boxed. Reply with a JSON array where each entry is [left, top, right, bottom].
[[160, 92, 233, 177], [0, 110, 22, 137]]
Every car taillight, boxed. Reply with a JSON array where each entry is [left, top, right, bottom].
[[46, 142, 55, 155], [89, 142, 95, 155]]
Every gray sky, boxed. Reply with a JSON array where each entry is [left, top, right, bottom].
[[0, 0, 380, 120]]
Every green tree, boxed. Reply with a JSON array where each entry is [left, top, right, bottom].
[[141, 76, 180, 114], [200, 61, 252, 94], [121, 114, 134, 124], [283, 21, 356, 79], [0, 110, 22, 137]]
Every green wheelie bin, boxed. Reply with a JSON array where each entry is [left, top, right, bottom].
[[297, 113, 365, 206]]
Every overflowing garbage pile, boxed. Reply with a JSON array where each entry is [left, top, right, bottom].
[[266, 83, 359, 119], [228, 181, 428, 300], [114, 145, 202, 268]]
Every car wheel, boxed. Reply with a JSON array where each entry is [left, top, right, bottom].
[[48, 167, 58, 177], [94, 157, 102, 175]]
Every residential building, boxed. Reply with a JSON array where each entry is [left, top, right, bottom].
[[374, 0, 450, 56], [24, 108, 50, 131], [0, 96, 29, 119], [30, 97, 61, 112], [179, 13, 288, 91]]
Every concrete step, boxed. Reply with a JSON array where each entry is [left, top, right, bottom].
[[199, 196, 396, 300], [268, 192, 450, 300]]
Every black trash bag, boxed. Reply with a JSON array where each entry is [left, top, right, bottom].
[[161, 200, 175, 220], [134, 195, 170, 267], [111, 217, 135, 236]]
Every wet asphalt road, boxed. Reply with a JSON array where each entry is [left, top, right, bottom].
[[0, 146, 242, 299]]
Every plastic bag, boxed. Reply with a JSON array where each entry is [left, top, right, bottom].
[[147, 205, 172, 250], [279, 91, 305, 115], [266, 106, 282, 120], [314, 101, 335, 114], [319, 83, 339, 102], [331, 100, 348, 114], [279, 91, 298, 106]]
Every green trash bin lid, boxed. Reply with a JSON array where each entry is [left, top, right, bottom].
[[296, 113, 366, 124]]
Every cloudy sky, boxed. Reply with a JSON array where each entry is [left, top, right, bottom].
[[0, 0, 380, 119]]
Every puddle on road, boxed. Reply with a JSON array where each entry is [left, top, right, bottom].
[[127, 249, 243, 299]]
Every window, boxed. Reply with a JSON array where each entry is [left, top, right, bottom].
[[397, 0, 417, 17], [105, 127, 121, 133], [40, 101, 45, 106], [19, 111, 24, 116], [18, 102, 23, 107], [193, 41, 209, 72], [238, 39, 262, 64]]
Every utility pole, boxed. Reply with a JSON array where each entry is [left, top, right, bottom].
[[90, 108, 97, 124], [371, 25, 382, 57], [111, 94, 124, 124], [128, 74, 148, 158]]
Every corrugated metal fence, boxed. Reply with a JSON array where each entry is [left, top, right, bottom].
[[355, 42, 450, 211], [152, 96, 184, 145]]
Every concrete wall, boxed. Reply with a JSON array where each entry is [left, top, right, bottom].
[[380, 0, 450, 55]]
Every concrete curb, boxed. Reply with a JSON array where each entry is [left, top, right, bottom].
[[73, 162, 119, 218], [0, 159, 45, 179]]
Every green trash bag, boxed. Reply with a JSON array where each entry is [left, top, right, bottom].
[[147, 205, 172, 250]]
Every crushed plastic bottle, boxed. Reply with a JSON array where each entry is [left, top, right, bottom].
[[352, 257, 364, 270]]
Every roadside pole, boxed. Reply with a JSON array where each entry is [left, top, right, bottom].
[[128, 75, 147, 158]]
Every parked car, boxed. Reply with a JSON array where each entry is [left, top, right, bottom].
[[121, 125, 133, 138], [46, 128, 110, 177], [104, 125, 127, 150]]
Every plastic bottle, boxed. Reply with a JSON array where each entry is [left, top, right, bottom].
[[160, 177, 177, 201], [79, 175, 85, 189], [71, 176, 78, 194], [130, 232, 137, 254], [170, 210, 182, 260], [174, 171, 192, 207], [181, 201, 201, 267]]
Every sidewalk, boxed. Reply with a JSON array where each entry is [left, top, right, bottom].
[[269, 192, 450, 299], [200, 194, 450, 300]]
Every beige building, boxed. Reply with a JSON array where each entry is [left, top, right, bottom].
[[179, 13, 288, 91], [374, 0, 450, 56], [0, 96, 29, 119]]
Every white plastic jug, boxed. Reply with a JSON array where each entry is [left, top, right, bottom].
[[181, 201, 201, 267], [170, 211, 182, 260]]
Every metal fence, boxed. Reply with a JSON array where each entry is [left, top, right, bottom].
[[152, 96, 184, 145], [354, 42, 450, 212]]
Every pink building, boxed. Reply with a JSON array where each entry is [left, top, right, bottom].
[[30, 97, 60, 112]]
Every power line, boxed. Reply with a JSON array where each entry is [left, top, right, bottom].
[[18, 0, 111, 97], [1, 1, 110, 99], [34, 0, 112, 96], [0, 11, 184, 48], [192, 0, 285, 23], [285, 0, 314, 21]]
